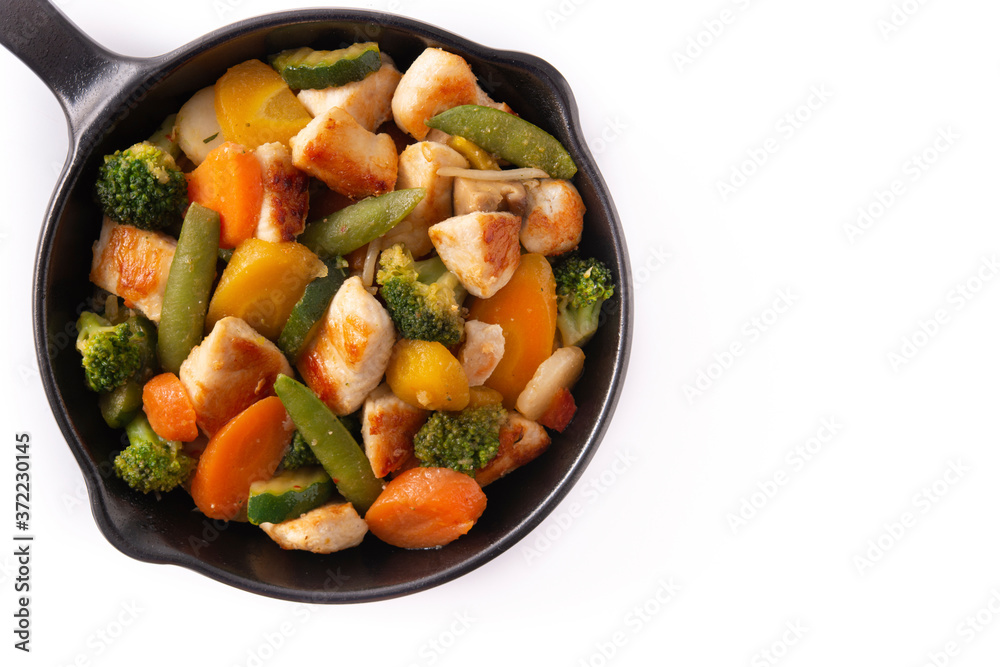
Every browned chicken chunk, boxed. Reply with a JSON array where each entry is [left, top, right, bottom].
[[361, 384, 428, 478], [260, 502, 369, 554], [178, 316, 293, 435], [520, 179, 585, 256], [391, 47, 512, 141], [289, 106, 398, 199], [89, 217, 176, 323], [253, 142, 309, 242], [296, 55, 402, 132], [296, 276, 396, 415], [475, 412, 551, 487], [428, 211, 522, 298]]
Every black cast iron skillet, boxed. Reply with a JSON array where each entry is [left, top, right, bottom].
[[1, 0, 632, 602]]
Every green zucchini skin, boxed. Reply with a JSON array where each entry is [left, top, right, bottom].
[[425, 104, 578, 180], [247, 467, 334, 525], [277, 259, 347, 363], [270, 43, 382, 90]]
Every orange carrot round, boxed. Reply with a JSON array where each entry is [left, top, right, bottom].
[[186, 142, 263, 249], [142, 372, 199, 442], [190, 396, 295, 520], [365, 467, 487, 549], [467, 253, 557, 409]]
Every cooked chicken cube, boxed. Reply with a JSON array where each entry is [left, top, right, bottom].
[[457, 320, 505, 386], [428, 211, 521, 298], [253, 142, 309, 242], [296, 54, 402, 132], [475, 412, 551, 487], [520, 179, 585, 256], [362, 383, 428, 478], [260, 502, 368, 554], [89, 217, 176, 323], [453, 177, 527, 217], [289, 106, 398, 199], [296, 276, 396, 415], [392, 47, 512, 141], [178, 316, 293, 435], [380, 141, 469, 257]]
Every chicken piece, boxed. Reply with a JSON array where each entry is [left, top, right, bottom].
[[260, 502, 368, 554], [453, 177, 527, 217], [474, 412, 551, 487], [289, 106, 398, 199], [428, 211, 521, 298], [296, 55, 402, 132], [392, 47, 512, 141], [253, 142, 309, 242], [296, 276, 396, 415], [178, 316, 293, 435], [361, 383, 428, 478], [380, 141, 469, 257], [457, 320, 505, 386], [520, 179, 585, 256], [89, 217, 176, 323]]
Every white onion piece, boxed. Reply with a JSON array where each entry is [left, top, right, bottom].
[[362, 237, 382, 288]]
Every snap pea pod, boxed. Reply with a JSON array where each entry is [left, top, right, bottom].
[[277, 258, 347, 363], [299, 188, 425, 259], [425, 105, 577, 179], [273, 375, 383, 514], [157, 203, 221, 374]]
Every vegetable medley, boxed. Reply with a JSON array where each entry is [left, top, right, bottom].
[[78, 42, 615, 553]]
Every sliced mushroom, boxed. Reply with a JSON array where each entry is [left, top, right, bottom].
[[452, 177, 527, 217]]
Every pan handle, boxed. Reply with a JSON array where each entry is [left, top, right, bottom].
[[0, 0, 152, 142]]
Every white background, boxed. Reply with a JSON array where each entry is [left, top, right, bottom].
[[3, 0, 1000, 665]]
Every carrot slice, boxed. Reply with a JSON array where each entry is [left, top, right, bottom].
[[365, 467, 487, 549], [186, 142, 263, 249], [142, 372, 199, 442], [190, 396, 295, 520], [467, 253, 557, 409]]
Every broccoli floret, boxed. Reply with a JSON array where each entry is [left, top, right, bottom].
[[376, 243, 467, 346], [113, 413, 196, 494], [95, 141, 187, 231], [75, 311, 148, 393], [553, 253, 615, 347], [281, 431, 321, 470], [413, 403, 506, 476]]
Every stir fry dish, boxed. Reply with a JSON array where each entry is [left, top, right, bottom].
[[77, 42, 615, 553]]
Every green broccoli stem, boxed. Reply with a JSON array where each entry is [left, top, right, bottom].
[[148, 114, 181, 161], [75, 311, 113, 347], [559, 299, 606, 348], [126, 412, 166, 446], [415, 256, 468, 303]]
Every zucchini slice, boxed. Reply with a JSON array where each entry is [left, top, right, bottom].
[[270, 43, 381, 90], [277, 258, 347, 363], [247, 467, 334, 525]]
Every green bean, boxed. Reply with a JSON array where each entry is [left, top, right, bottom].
[[425, 105, 577, 179], [157, 203, 221, 374], [277, 258, 347, 363], [298, 188, 425, 259], [273, 375, 383, 513]]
